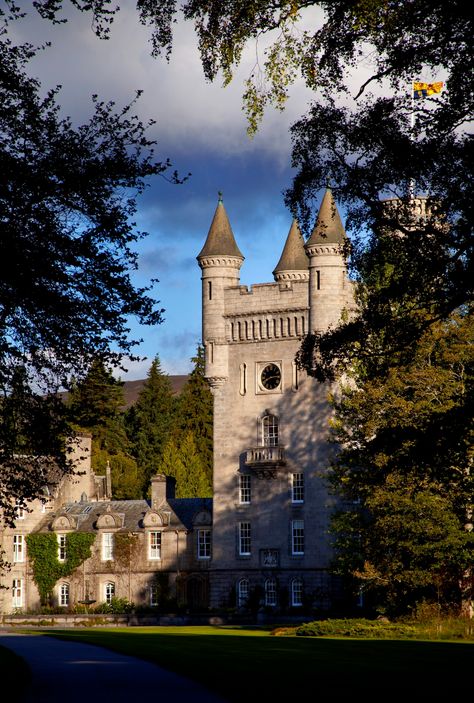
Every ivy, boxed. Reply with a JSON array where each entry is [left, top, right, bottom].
[[27, 533, 96, 604]]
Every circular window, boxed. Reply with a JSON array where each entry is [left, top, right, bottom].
[[260, 363, 281, 390]]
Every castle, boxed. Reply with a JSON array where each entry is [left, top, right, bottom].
[[0, 188, 353, 615]]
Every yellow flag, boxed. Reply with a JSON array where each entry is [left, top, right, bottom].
[[413, 81, 444, 99]]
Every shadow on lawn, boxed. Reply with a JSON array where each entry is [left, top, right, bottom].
[[37, 628, 474, 701]]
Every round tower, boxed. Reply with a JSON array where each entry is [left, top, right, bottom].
[[197, 194, 244, 382], [305, 188, 348, 334]]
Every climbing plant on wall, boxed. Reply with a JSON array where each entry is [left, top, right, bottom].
[[26, 533, 96, 604]]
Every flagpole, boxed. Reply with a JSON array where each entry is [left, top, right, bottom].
[[409, 80, 415, 199]]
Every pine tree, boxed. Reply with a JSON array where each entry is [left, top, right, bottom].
[[68, 360, 141, 499], [157, 433, 212, 499], [125, 355, 175, 493], [173, 345, 213, 484]]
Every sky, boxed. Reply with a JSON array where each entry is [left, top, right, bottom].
[[12, 4, 366, 379]]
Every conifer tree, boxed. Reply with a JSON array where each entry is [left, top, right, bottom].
[[68, 360, 141, 499], [125, 355, 175, 493], [157, 433, 212, 499], [173, 345, 213, 484]]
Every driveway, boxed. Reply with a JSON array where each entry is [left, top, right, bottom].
[[0, 632, 226, 703]]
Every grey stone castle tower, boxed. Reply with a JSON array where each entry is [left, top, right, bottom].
[[198, 189, 354, 610]]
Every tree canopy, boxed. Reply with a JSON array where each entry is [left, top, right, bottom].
[[329, 311, 474, 613], [26, 1, 473, 374], [0, 2, 182, 517]]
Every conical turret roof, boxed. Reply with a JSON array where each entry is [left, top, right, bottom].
[[305, 188, 346, 247], [273, 219, 309, 277], [197, 195, 244, 260]]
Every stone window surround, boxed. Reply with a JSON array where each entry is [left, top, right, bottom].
[[57, 534, 67, 562], [238, 522, 251, 556], [101, 532, 114, 561], [12, 578, 23, 608], [239, 474, 251, 504], [197, 528, 211, 559], [59, 582, 70, 607], [148, 531, 162, 560], [291, 473, 305, 503], [291, 520, 305, 555], [13, 534, 24, 563]]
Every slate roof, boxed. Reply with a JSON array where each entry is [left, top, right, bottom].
[[197, 198, 244, 260], [306, 188, 346, 246], [34, 497, 213, 533], [273, 219, 309, 275]]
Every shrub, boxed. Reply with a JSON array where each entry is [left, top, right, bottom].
[[93, 597, 134, 614], [296, 618, 417, 639]]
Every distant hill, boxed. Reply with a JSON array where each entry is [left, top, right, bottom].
[[59, 374, 190, 409], [122, 375, 189, 408]]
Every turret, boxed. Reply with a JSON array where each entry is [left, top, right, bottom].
[[273, 219, 309, 282], [197, 194, 244, 382], [305, 188, 348, 333]]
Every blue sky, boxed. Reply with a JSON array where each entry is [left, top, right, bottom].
[[13, 5, 365, 379]]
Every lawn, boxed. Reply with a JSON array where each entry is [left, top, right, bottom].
[[34, 625, 474, 700]]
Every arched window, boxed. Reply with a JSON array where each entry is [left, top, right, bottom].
[[237, 579, 249, 608], [265, 579, 277, 607], [291, 579, 303, 607], [104, 582, 115, 604], [59, 583, 69, 607], [262, 415, 279, 447]]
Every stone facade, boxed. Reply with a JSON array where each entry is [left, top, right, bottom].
[[198, 189, 354, 610], [0, 435, 212, 614], [0, 188, 354, 616]]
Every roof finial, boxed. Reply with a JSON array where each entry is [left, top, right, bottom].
[[218, 190, 223, 203]]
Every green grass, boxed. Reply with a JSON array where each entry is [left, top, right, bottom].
[[31, 626, 474, 700]]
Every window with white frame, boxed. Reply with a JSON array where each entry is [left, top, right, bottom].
[[13, 534, 24, 563], [292, 520, 305, 555], [12, 578, 23, 608], [262, 414, 279, 446], [239, 475, 251, 504], [59, 583, 69, 607], [148, 531, 162, 560], [150, 583, 159, 606], [57, 534, 67, 562], [291, 473, 305, 503], [104, 582, 115, 604], [15, 502, 25, 520], [198, 529, 211, 559], [291, 578, 303, 607], [237, 579, 249, 607], [265, 578, 277, 607], [239, 522, 251, 556], [102, 532, 114, 561]]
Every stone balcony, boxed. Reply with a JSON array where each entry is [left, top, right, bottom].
[[244, 446, 286, 478]]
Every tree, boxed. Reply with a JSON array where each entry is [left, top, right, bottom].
[[157, 432, 212, 498], [29, 2, 472, 373], [125, 355, 175, 493], [0, 366, 70, 525], [0, 4, 183, 516], [68, 360, 142, 498], [328, 311, 474, 614], [173, 345, 213, 485]]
